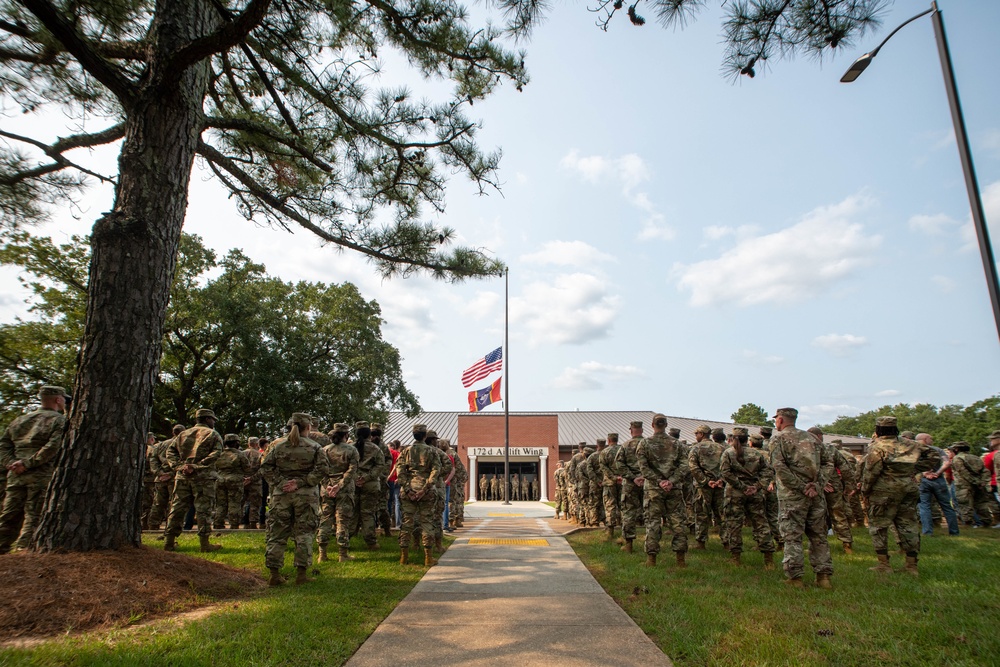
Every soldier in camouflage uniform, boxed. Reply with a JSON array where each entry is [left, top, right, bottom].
[[812, 431, 857, 554], [479, 473, 489, 503], [397, 424, 443, 566], [448, 441, 467, 527], [553, 461, 566, 518], [769, 407, 833, 588], [164, 409, 224, 553], [214, 433, 251, 529], [434, 434, 454, 544], [615, 421, 645, 553], [759, 426, 781, 546], [0, 385, 68, 553], [637, 414, 689, 567], [371, 424, 393, 537], [950, 441, 996, 527], [568, 444, 588, 524], [521, 475, 531, 503], [688, 424, 727, 550], [260, 412, 330, 585], [490, 474, 500, 502], [598, 433, 623, 540], [352, 421, 386, 550], [861, 416, 940, 575], [720, 427, 776, 568], [585, 441, 604, 525], [241, 437, 263, 528], [148, 424, 184, 531], [317, 423, 359, 562], [833, 439, 865, 528], [141, 432, 157, 530], [670, 427, 695, 535]]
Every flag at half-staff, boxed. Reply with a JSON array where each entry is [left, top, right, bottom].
[[468, 377, 502, 412], [461, 346, 502, 387]]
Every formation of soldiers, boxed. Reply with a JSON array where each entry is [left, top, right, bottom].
[[476, 472, 541, 501], [552, 410, 1000, 587]]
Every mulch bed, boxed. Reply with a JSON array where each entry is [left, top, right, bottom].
[[0, 546, 265, 639]]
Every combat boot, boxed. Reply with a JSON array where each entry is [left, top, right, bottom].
[[163, 533, 176, 552], [317, 545, 329, 563], [423, 547, 438, 567], [605, 527, 614, 541], [904, 555, 919, 576], [199, 534, 222, 552], [294, 566, 313, 585], [621, 539, 633, 554], [339, 547, 354, 562], [784, 577, 804, 588], [693, 540, 706, 550], [870, 553, 892, 574], [645, 553, 656, 567], [816, 574, 833, 590], [763, 551, 775, 571], [434, 536, 443, 552], [843, 542, 853, 555], [729, 551, 741, 565], [675, 551, 687, 568], [399, 547, 409, 565], [268, 568, 285, 586]]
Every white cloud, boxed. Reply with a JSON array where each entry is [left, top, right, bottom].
[[741, 349, 785, 365], [551, 361, 645, 391], [511, 273, 620, 346], [457, 291, 501, 320], [931, 275, 957, 293], [908, 213, 959, 236], [812, 333, 868, 356], [875, 389, 901, 398], [519, 240, 616, 267], [798, 404, 862, 425], [702, 224, 760, 241], [675, 194, 880, 307], [514, 172, 528, 185]]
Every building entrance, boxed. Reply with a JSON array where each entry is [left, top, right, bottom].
[[476, 461, 539, 501]]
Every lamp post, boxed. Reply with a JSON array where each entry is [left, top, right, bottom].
[[842, 1, 1000, 346]]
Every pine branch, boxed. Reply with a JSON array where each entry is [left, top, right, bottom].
[[0, 125, 123, 186], [205, 116, 334, 172], [166, 0, 273, 76]]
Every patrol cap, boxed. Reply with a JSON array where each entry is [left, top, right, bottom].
[[596, 438, 606, 446], [771, 407, 797, 420], [584, 446, 595, 454], [629, 420, 643, 429], [668, 427, 681, 438], [38, 385, 70, 400], [831, 438, 843, 445], [578, 442, 586, 447], [875, 415, 897, 427], [354, 421, 370, 431], [711, 428, 725, 437], [332, 423, 350, 434], [287, 412, 311, 427], [607, 433, 619, 442], [195, 408, 217, 420], [900, 430, 915, 439], [224, 433, 240, 444], [732, 426, 748, 436], [694, 424, 712, 435], [425, 430, 439, 441], [989, 430, 1000, 440], [370, 423, 383, 433], [949, 441, 970, 452], [759, 426, 773, 437], [750, 434, 764, 444], [652, 413, 668, 426], [413, 423, 428, 433]]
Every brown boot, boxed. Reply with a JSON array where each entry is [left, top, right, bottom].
[[621, 539, 633, 554], [294, 566, 313, 585], [693, 540, 706, 550], [816, 574, 833, 590], [763, 551, 775, 571], [784, 577, 804, 588], [645, 553, 656, 567], [339, 547, 354, 562], [434, 536, 443, 552], [675, 551, 687, 568], [870, 553, 892, 574], [424, 547, 438, 567], [199, 534, 222, 552], [163, 534, 176, 552], [729, 551, 741, 565], [904, 555, 919, 576], [268, 568, 285, 586], [399, 547, 409, 565], [843, 542, 853, 555], [317, 545, 329, 563]]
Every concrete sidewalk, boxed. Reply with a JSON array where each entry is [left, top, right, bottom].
[[345, 509, 672, 667]]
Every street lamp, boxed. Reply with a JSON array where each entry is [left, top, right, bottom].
[[842, 1, 1000, 346]]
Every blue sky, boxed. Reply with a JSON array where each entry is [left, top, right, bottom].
[[2, 0, 999, 425]]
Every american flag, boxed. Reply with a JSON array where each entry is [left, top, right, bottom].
[[461, 346, 503, 387]]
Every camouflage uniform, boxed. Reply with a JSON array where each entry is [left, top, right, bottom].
[[450, 450, 467, 527], [432, 439, 452, 541], [241, 445, 263, 528], [141, 436, 157, 530], [951, 447, 996, 526], [165, 415, 224, 544], [862, 420, 940, 572], [148, 433, 178, 530], [479, 474, 489, 502], [824, 441, 857, 549], [371, 425, 393, 536], [616, 424, 645, 544], [637, 419, 689, 562], [769, 409, 834, 582], [599, 435, 623, 534], [720, 435, 775, 559], [521, 476, 531, 502], [214, 435, 251, 528], [260, 415, 329, 576], [569, 447, 589, 524], [317, 424, 359, 558], [837, 446, 866, 526], [688, 427, 727, 547], [352, 423, 386, 548], [511, 473, 520, 501], [490, 475, 500, 502], [760, 429, 781, 542], [0, 395, 67, 553], [585, 444, 603, 525], [553, 464, 566, 517], [397, 427, 443, 559]]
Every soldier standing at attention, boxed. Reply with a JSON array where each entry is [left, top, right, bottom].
[[448, 441, 467, 527], [950, 440, 996, 527], [637, 414, 689, 568], [861, 417, 940, 576], [397, 424, 443, 566], [260, 412, 329, 585], [353, 421, 386, 550], [809, 428, 857, 554], [317, 423, 359, 562], [769, 407, 834, 589], [585, 441, 604, 526], [599, 433, 623, 541], [720, 427, 776, 568], [214, 433, 251, 529], [553, 462, 566, 518], [479, 472, 489, 503], [511, 472, 520, 501], [370, 424, 393, 537], [241, 437, 263, 529], [688, 424, 726, 550], [148, 424, 184, 532], [0, 385, 68, 553], [141, 433, 157, 530], [163, 409, 224, 553], [490, 474, 500, 502], [615, 421, 645, 554]]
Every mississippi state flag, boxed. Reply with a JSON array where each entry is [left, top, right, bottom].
[[461, 346, 503, 387], [468, 377, 502, 412]]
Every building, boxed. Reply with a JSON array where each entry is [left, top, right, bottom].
[[383, 411, 869, 502]]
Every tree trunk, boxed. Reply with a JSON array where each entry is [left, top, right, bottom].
[[33, 1, 217, 551]]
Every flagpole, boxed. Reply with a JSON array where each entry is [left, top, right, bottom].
[[502, 266, 511, 505]]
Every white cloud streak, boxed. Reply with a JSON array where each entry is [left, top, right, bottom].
[[511, 273, 620, 346], [520, 240, 616, 267], [812, 333, 868, 356], [551, 361, 645, 391]]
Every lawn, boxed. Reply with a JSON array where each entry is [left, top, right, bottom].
[[1, 531, 444, 666], [568, 526, 1000, 666]]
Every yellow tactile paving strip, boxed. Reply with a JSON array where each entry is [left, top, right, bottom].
[[467, 538, 549, 546]]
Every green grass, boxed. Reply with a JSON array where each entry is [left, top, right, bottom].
[[569, 526, 1000, 667], [1, 531, 446, 666]]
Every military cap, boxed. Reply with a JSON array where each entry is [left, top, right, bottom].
[[759, 426, 773, 437], [287, 412, 311, 427], [332, 423, 350, 434], [607, 433, 619, 442], [900, 430, 915, 439], [949, 441, 970, 451], [195, 408, 217, 420], [584, 446, 595, 454], [989, 430, 1000, 440], [38, 385, 70, 399], [596, 438, 606, 446], [668, 427, 681, 438], [771, 407, 797, 420], [370, 423, 383, 433], [652, 413, 668, 426], [248, 437, 259, 445], [711, 427, 725, 437], [578, 442, 586, 448], [223, 433, 240, 444], [750, 434, 764, 444], [413, 423, 428, 433], [354, 420, 370, 431], [425, 429, 439, 441], [831, 438, 843, 445], [630, 420, 643, 429], [732, 426, 748, 436], [875, 415, 897, 427], [694, 424, 712, 435]]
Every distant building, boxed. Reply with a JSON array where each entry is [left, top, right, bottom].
[[383, 411, 868, 502]]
